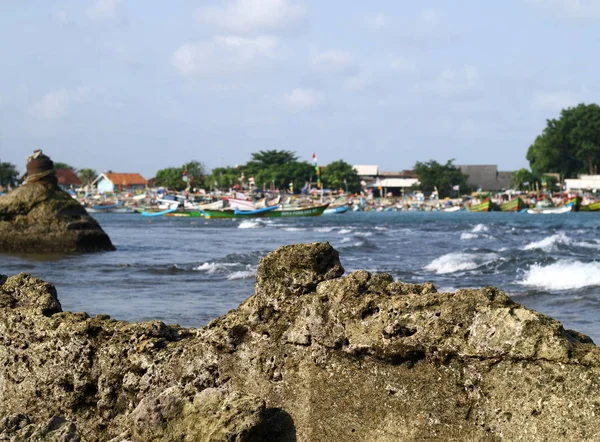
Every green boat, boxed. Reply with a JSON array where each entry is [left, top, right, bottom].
[[500, 197, 526, 212], [203, 204, 329, 219], [141, 209, 204, 217], [581, 200, 600, 212], [468, 198, 492, 212], [564, 196, 582, 212]]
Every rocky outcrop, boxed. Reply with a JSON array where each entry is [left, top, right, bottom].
[[1, 242, 600, 441], [0, 151, 114, 253]]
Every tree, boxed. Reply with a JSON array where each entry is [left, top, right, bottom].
[[53, 162, 75, 171], [0, 162, 19, 187], [182, 161, 207, 190], [208, 166, 241, 190], [511, 168, 536, 191], [527, 103, 600, 179], [321, 160, 361, 193], [78, 169, 97, 186], [245, 150, 298, 175], [154, 167, 186, 190], [414, 159, 469, 198]]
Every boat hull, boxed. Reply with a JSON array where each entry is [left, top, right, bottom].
[[468, 198, 492, 212], [203, 204, 329, 219], [500, 198, 526, 212]]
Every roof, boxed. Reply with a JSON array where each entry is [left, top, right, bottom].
[[55, 169, 82, 186], [354, 165, 379, 176], [102, 173, 147, 186], [367, 178, 419, 188], [457, 165, 513, 191]]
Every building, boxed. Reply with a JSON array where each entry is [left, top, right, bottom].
[[565, 175, 600, 191], [457, 165, 513, 191], [93, 173, 147, 193], [366, 178, 419, 196], [55, 169, 82, 190]]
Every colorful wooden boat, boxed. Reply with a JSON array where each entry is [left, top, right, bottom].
[[500, 197, 526, 212], [580, 200, 600, 212], [264, 203, 329, 218], [203, 204, 329, 219], [141, 207, 178, 217], [202, 205, 279, 219], [468, 198, 492, 212], [563, 196, 582, 212]]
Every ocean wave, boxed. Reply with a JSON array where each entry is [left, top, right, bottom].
[[238, 220, 263, 229], [472, 224, 489, 233], [283, 227, 307, 232], [338, 228, 353, 235], [374, 226, 388, 231], [461, 233, 479, 240], [353, 231, 373, 237], [314, 227, 334, 233], [520, 260, 600, 290], [194, 262, 237, 273], [424, 252, 498, 275], [522, 232, 600, 252], [227, 270, 256, 280]]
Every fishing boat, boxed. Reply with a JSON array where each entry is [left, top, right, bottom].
[[527, 203, 573, 215], [500, 197, 526, 212], [141, 207, 179, 217], [323, 205, 348, 215], [581, 200, 600, 212], [202, 205, 279, 219], [563, 196, 582, 212], [263, 203, 329, 218], [467, 198, 492, 212]]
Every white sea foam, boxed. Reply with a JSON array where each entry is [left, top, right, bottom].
[[340, 237, 353, 243], [521, 260, 600, 290], [238, 220, 262, 229], [194, 262, 237, 273], [314, 227, 334, 233], [523, 232, 571, 252], [375, 226, 388, 231], [472, 224, 489, 233], [460, 233, 479, 240], [227, 270, 256, 280], [424, 252, 498, 275], [353, 231, 373, 237], [283, 227, 307, 232], [338, 228, 353, 234]]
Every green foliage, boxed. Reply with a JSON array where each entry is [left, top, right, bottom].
[[182, 161, 207, 189], [414, 159, 469, 198], [511, 168, 536, 190], [238, 150, 313, 191], [0, 162, 19, 187], [321, 160, 361, 192], [209, 166, 241, 189], [155, 167, 186, 190], [245, 150, 298, 174], [78, 168, 97, 186], [53, 162, 75, 171], [527, 103, 600, 179]]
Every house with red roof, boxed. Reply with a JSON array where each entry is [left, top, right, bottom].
[[93, 172, 147, 193], [55, 169, 82, 190]]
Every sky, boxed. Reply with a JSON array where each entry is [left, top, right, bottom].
[[1, 0, 600, 178]]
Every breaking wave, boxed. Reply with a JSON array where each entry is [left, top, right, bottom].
[[424, 252, 498, 275], [520, 260, 600, 291]]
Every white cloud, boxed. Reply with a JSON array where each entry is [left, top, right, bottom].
[[196, 0, 306, 35], [29, 88, 89, 120], [284, 88, 320, 111], [525, 0, 600, 20], [311, 50, 358, 76], [365, 13, 386, 30], [425, 66, 481, 98], [390, 57, 417, 73], [530, 91, 580, 111], [171, 36, 277, 76], [87, 0, 121, 21]]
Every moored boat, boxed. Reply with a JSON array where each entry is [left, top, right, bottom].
[[581, 200, 600, 212], [527, 203, 573, 215], [323, 205, 348, 215], [202, 205, 279, 219], [468, 198, 492, 212], [500, 197, 526, 212]]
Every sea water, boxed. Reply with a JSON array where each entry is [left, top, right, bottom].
[[2, 212, 599, 341]]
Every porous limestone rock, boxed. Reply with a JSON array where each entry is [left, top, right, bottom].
[[0, 151, 114, 253], [1, 242, 600, 441]]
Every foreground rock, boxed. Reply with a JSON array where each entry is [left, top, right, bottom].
[[1, 242, 600, 441], [0, 151, 114, 253]]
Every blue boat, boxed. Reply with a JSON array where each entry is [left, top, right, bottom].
[[323, 205, 348, 215], [141, 207, 179, 217]]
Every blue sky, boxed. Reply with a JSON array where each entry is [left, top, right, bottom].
[[1, 0, 599, 178]]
